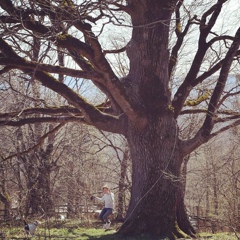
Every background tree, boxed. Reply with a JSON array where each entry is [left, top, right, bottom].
[[0, 0, 240, 239], [0, 161, 11, 221], [186, 130, 240, 233], [0, 71, 64, 217]]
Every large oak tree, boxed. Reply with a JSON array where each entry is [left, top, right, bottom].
[[0, 0, 240, 238]]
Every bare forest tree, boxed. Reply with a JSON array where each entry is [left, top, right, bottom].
[[0, 0, 240, 238], [0, 73, 64, 217], [186, 131, 240, 233]]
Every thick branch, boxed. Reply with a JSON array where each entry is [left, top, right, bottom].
[[0, 39, 124, 131], [0, 117, 81, 127], [0, 106, 81, 119], [0, 1, 138, 121], [29, 70, 124, 126], [0, 57, 102, 80], [181, 117, 240, 157], [181, 27, 240, 156], [210, 119, 240, 138], [172, 0, 227, 117], [201, 27, 240, 137], [103, 46, 126, 55]]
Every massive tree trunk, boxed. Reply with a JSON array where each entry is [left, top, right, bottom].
[[118, 116, 187, 239], [117, 1, 191, 238]]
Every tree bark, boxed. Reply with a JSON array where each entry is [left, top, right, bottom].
[[26, 157, 54, 217], [176, 184, 196, 237], [116, 147, 129, 222], [176, 156, 196, 237], [24, 145, 54, 217], [118, 115, 188, 239]]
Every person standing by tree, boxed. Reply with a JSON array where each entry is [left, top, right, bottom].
[[91, 185, 114, 229]]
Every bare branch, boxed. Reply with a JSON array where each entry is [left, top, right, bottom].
[[172, 0, 229, 117], [181, 27, 240, 156], [0, 123, 64, 162], [103, 46, 126, 55], [0, 57, 102, 80], [201, 27, 240, 137]]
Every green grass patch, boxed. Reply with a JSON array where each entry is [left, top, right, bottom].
[[1, 220, 239, 239]]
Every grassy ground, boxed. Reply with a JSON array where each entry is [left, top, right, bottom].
[[0, 219, 239, 240]]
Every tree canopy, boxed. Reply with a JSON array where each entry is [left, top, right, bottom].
[[0, 1, 239, 140]]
